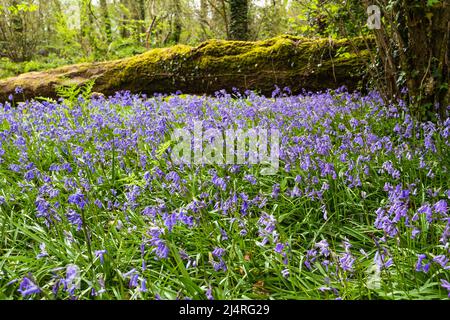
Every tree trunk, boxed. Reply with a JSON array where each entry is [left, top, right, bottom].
[[79, 0, 94, 56], [11, 0, 25, 62], [199, 0, 210, 39], [119, 0, 130, 38], [405, 1, 449, 118], [367, 0, 450, 120], [229, 0, 248, 40], [169, 0, 182, 44], [99, 0, 112, 42], [138, 0, 146, 34], [0, 36, 372, 102]]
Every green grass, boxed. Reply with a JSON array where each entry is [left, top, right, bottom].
[[0, 89, 449, 300]]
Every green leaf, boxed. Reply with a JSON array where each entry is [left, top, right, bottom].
[[427, 0, 440, 6]]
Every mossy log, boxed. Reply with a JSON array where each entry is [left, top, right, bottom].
[[0, 35, 373, 102]]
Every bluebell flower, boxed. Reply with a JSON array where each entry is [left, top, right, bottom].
[[415, 254, 429, 272], [374, 250, 393, 270], [68, 191, 88, 210], [95, 250, 107, 264], [94, 199, 102, 209], [211, 259, 227, 272], [411, 228, 421, 239], [220, 228, 228, 241], [339, 253, 355, 272], [274, 243, 285, 254], [212, 247, 225, 258], [271, 184, 280, 199], [64, 265, 80, 296], [432, 255, 449, 269], [434, 200, 448, 215], [315, 240, 330, 257], [129, 274, 139, 288], [440, 279, 450, 297], [66, 210, 83, 231], [142, 206, 158, 217], [148, 227, 169, 259], [206, 287, 214, 300], [244, 175, 257, 185], [37, 243, 48, 259], [141, 279, 147, 292], [18, 276, 41, 297]]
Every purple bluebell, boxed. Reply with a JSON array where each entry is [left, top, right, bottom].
[[66, 210, 83, 231], [440, 279, 450, 298], [148, 227, 169, 259], [212, 247, 225, 258], [37, 243, 48, 259], [18, 277, 41, 297], [68, 191, 88, 210], [415, 254, 430, 273], [206, 287, 214, 300], [64, 265, 80, 296], [95, 250, 107, 264]]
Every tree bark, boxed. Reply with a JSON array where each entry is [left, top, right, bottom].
[[229, 0, 248, 40], [169, 0, 182, 44], [99, 0, 112, 42], [0, 36, 372, 102], [405, 1, 450, 118], [119, 0, 130, 38], [366, 0, 450, 119], [79, 0, 95, 56]]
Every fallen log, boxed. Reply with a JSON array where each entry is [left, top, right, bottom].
[[0, 35, 373, 102]]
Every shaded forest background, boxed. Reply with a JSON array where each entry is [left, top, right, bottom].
[[0, 0, 368, 77], [0, 0, 448, 119]]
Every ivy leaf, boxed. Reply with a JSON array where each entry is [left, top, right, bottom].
[[427, 0, 440, 6]]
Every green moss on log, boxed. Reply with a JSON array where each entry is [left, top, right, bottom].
[[0, 36, 374, 102]]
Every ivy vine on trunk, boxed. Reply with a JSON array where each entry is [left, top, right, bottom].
[[365, 0, 449, 120]]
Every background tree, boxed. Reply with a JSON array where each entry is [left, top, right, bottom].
[[0, 0, 448, 122], [229, 0, 249, 40], [168, 0, 182, 44], [366, 0, 449, 119], [99, 0, 112, 42], [0, 0, 40, 61]]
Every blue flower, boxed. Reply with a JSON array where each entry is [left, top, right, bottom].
[[415, 254, 430, 273], [18, 276, 41, 297], [68, 191, 88, 210], [206, 287, 214, 300], [339, 253, 355, 272], [141, 279, 147, 292], [433, 255, 449, 269], [434, 200, 448, 215], [64, 265, 80, 296], [315, 240, 330, 257], [274, 243, 285, 254], [244, 175, 257, 185], [441, 279, 450, 297], [67, 210, 83, 231], [212, 247, 225, 258], [148, 227, 169, 259], [95, 250, 107, 264], [37, 243, 48, 259]]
